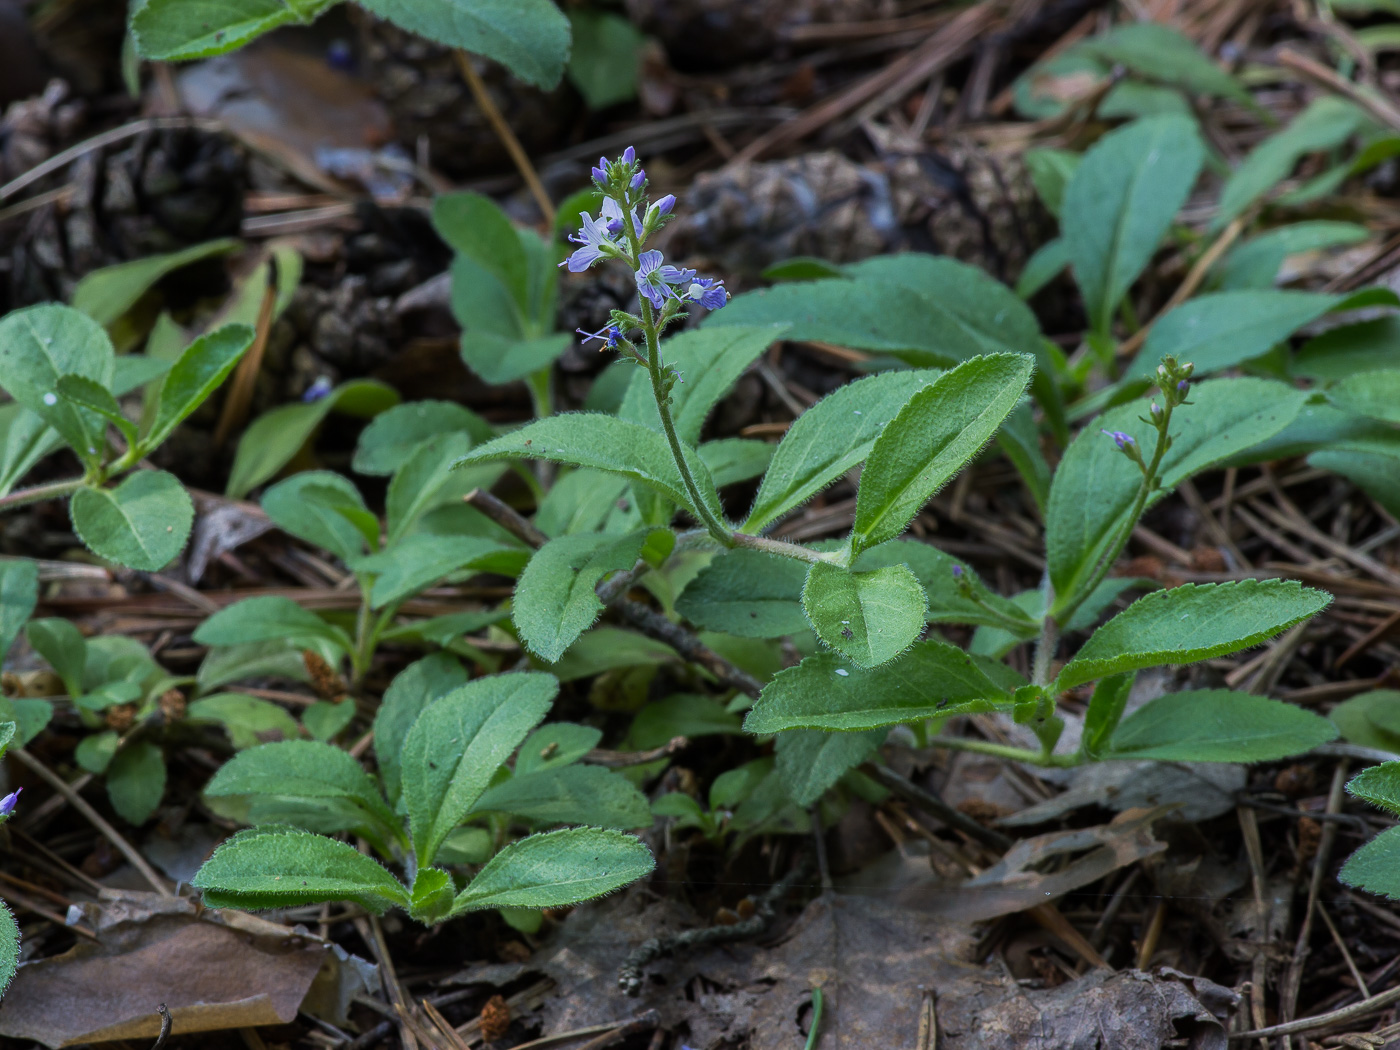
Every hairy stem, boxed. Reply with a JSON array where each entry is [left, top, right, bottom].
[[729, 531, 843, 564], [926, 733, 1078, 768], [0, 476, 86, 513]]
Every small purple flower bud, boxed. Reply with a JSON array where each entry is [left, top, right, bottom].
[[1150, 401, 1163, 422], [591, 165, 607, 184], [621, 146, 636, 166], [302, 376, 334, 402], [1177, 379, 1189, 394], [655, 194, 675, 216], [0, 787, 20, 818], [1102, 429, 1135, 451], [951, 565, 964, 578], [630, 170, 646, 190]]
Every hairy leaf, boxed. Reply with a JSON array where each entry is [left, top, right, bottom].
[[0, 304, 116, 458], [775, 728, 884, 807], [676, 549, 811, 638], [187, 694, 301, 750], [0, 900, 17, 996], [471, 764, 652, 828], [451, 827, 654, 913], [1327, 369, 1400, 425], [1106, 689, 1336, 761], [106, 741, 167, 824], [131, 0, 332, 60], [1341, 825, 1400, 900], [802, 561, 926, 669], [73, 239, 240, 326], [356, 534, 522, 610], [262, 471, 378, 564], [70, 470, 193, 571], [193, 595, 352, 654], [353, 400, 492, 476], [402, 673, 558, 866], [514, 531, 649, 662], [1057, 581, 1330, 691], [0, 560, 37, 661], [1347, 761, 1400, 817], [855, 540, 1038, 632], [26, 618, 86, 697], [1083, 22, 1250, 103], [144, 323, 255, 451], [516, 722, 603, 775], [373, 654, 468, 806]]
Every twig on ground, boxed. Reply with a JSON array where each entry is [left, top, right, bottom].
[[455, 52, 555, 223], [618, 858, 812, 995], [863, 763, 1012, 851], [150, 1004, 172, 1050]]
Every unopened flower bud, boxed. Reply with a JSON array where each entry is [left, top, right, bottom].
[[1150, 401, 1163, 423], [630, 169, 646, 190], [0, 787, 20, 819], [621, 146, 636, 166], [1102, 429, 1135, 452], [1176, 379, 1189, 394], [655, 194, 675, 216]]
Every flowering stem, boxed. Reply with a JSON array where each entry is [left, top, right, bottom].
[[638, 300, 735, 546]]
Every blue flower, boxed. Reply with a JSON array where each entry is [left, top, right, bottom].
[[0, 787, 20, 819], [562, 210, 617, 272], [577, 324, 622, 350], [601, 197, 642, 239], [621, 146, 636, 167], [629, 169, 646, 190], [635, 249, 693, 308], [654, 194, 675, 216], [591, 156, 608, 184], [685, 276, 728, 310]]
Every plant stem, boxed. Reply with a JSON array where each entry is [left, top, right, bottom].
[[804, 988, 824, 1050], [1031, 610, 1060, 687], [639, 299, 735, 546], [729, 531, 843, 564], [351, 593, 374, 687], [926, 733, 1078, 768], [0, 476, 85, 513]]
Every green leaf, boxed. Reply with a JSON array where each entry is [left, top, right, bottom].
[[0, 721, 14, 760], [355, 534, 521, 610], [700, 437, 774, 488], [1327, 369, 1400, 425], [536, 469, 631, 538], [620, 326, 786, 444], [192, 825, 409, 913], [1046, 379, 1306, 611], [1081, 674, 1135, 761], [1083, 22, 1250, 103], [402, 673, 558, 866], [55, 373, 136, 448], [1106, 689, 1337, 761], [514, 531, 649, 662], [386, 431, 474, 544], [677, 549, 811, 639], [26, 618, 86, 697], [850, 354, 1033, 554], [761, 257, 845, 281], [408, 867, 456, 923], [193, 595, 352, 654], [105, 741, 166, 824], [1057, 580, 1330, 691], [451, 827, 654, 914], [434, 192, 532, 322], [515, 722, 603, 775], [75, 731, 119, 774], [187, 694, 301, 750], [1127, 290, 1361, 380], [227, 380, 400, 498], [204, 739, 399, 844], [744, 640, 1016, 733], [0, 696, 52, 745], [460, 331, 572, 386], [70, 470, 193, 571], [1217, 98, 1370, 228], [357, 0, 572, 90], [1329, 691, 1400, 752], [1217, 221, 1369, 290], [143, 323, 254, 451], [71, 238, 240, 326], [130, 0, 332, 60], [0, 304, 116, 458], [854, 540, 1038, 632], [1347, 761, 1400, 816], [744, 370, 942, 532], [454, 414, 724, 524], [0, 403, 65, 497], [629, 694, 742, 749], [801, 561, 926, 669], [1294, 317, 1400, 381], [1341, 825, 1400, 899], [0, 899, 17, 997], [303, 699, 356, 741], [1025, 149, 1080, 218], [1061, 115, 1205, 333], [774, 728, 884, 807], [472, 765, 652, 828], [353, 400, 492, 476], [262, 471, 378, 565], [372, 653, 468, 807], [0, 560, 37, 661], [567, 9, 643, 108]]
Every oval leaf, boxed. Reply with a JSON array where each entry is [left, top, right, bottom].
[[451, 827, 654, 913], [1105, 689, 1336, 761], [802, 561, 926, 669], [70, 470, 193, 571]]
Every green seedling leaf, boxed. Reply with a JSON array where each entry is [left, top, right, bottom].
[[1327, 369, 1400, 425], [802, 561, 926, 669], [1294, 317, 1400, 381], [516, 722, 603, 775], [514, 531, 650, 662], [192, 824, 409, 913], [402, 673, 558, 866], [0, 721, 16, 760], [71, 237, 240, 326], [1047, 378, 1306, 611], [1019, 238, 1071, 300], [409, 867, 456, 924], [851, 354, 1033, 554], [360, 0, 571, 88], [1347, 762, 1400, 816], [262, 471, 379, 565], [227, 379, 400, 498], [743, 370, 942, 532], [450, 827, 654, 913], [1057, 580, 1330, 691], [432, 194, 531, 327], [55, 373, 136, 448], [197, 638, 328, 693], [700, 437, 773, 488], [1061, 115, 1205, 334], [0, 304, 116, 459], [25, 618, 86, 697], [0, 560, 37, 661], [677, 549, 811, 639], [143, 323, 255, 451], [303, 699, 356, 741], [629, 694, 742, 749], [745, 639, 1018, 733], [204, 739, 399, 845], [1341, 825, 1400, 900], [373, 653, 469, 806], [193, 595, 353, 655], [775, 728, 884, 807], [455, 414, 724, 524], [1083, 22, 1250, 103], [130, 0, 333, 60], [0, 697, 52, 745], [1217, 98, 1370, 228], [356, 534, 521, 610], [106, 741, 166, 824], [620, 326, 786, 444], [472, 764, 652, 828], [568, 9, 644, 108], [1026, 149, 1080, 217], [187, 694, 301, 750], [70, 470, 193, 571], [353, 400, 493, 476], [1106, 689, 1337, 761], [1330, 690, 1400, 752], [1081, 674, 1135, 761]]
